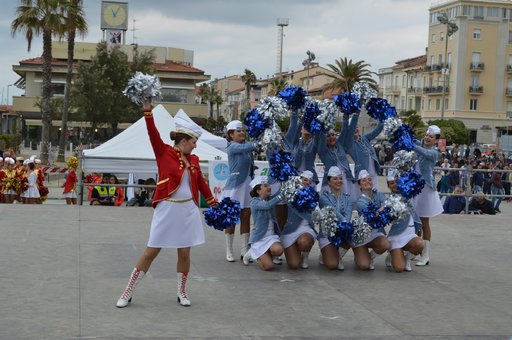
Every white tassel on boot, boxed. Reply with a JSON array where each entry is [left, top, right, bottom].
[[404, 251, 412, 272], [300, 251, 310, 269], [338, 248, 348, 270], [177, 272, 191, 306], [116, 268, 145, 308], [384, 251, 392, 268], [416, 240, 430, 266], [225, 233, 235, 262], [240, 233, 250, 259], [369, 249, 377, 270]]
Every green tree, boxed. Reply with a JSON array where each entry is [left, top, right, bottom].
[[268, 77, 287, 96], [57, 0, 88, 162], [213, 93, 223, 119], [428, 119, 470, 145], [12, 0, 69, 164], [198, 82, 219, 118], [326, 57, 377, 93], [241, 68, 256, 112], [403, 110, 427, 138]]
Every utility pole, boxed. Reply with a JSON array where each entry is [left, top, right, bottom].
[[438, 12, 458, 120]]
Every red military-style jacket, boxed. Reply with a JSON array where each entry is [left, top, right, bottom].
[[144, 110, 216, 208]]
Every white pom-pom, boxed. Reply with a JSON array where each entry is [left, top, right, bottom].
[[383, 118, 402, 139], [262, 122, 283, 153], [280, 176, 303, 203], [258, 96, 288, 121], [123, 72, 162, 104]]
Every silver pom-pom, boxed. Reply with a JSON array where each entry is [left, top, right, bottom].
[[350, 216, 373, 246], [312, 206, 338, 235], [317, 99, 339, 132], [262, 122, 283, 153], [259, 96, 288, 121], [352, 82, 378, 102], [384, 194, 409, 221], [280, 176, 303, 203], [383, 118, 402, 139], [392, 150, 418, 174], [123, 72, 162, 104]]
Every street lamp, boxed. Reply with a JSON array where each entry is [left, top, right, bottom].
[[7, 84, 13, 105], [438, 12, 458, 120]]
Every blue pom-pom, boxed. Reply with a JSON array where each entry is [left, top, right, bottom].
[[269, 151, 298, 182], [397, 170, 425, 199], [333, 92, 361, 115], [329, 221, 354, 247], [303, 101, 323, 135], [243, 108, 269, 139], [365, 98, 396, 122], [292, 186, 319, 213], [391, 124, 416, 151], [362, 202, 393, 229], [203, 197, 241, 231], [278, 85, 307, 111]]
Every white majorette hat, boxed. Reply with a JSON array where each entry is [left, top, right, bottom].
[[29, 155, 37, 162], [5, 157, 15, 165], [23, 159, 29, 166], [226, 120, 243, 131], [34, 159, 41, 164], [300, 170, 314, 180], [386, 169, 397, 182], [174, 113, 202, 139], [250, 176, 268, 189], [0, 157, 3, 162], [327, 166, 342, 177], [426, 125, 441, 136], [358, 169, 371, 181], [16, 156, 24, 161]]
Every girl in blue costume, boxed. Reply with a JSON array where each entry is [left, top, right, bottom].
[[354, 170, 390, 270], [343, 112, 384, 203], [385, 171, 425, 273], [243, 176, 284, 270], [222, 120, 259, 262], [318, 166, 353, 270], [411, 125, 444, 266], [280, 171, 317, 269]]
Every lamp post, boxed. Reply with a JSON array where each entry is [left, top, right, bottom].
[[438, 13, 458, 120], [7, 84, 13, 105]]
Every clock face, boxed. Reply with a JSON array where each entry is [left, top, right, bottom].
[[103, 3, 127, 28]]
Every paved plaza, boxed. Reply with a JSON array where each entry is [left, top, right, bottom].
[[1, 197, 512, 339]]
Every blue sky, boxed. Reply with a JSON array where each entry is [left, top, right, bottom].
[[1, 0, 431, 105]]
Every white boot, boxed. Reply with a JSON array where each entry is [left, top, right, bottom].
[[369, 250, 377, 270], [338, 248, 348, 270], [240, 233, 250, 259], [116, 268, 145, 308], [272, 256, 283, 265], [242, 250, 252, 265], [416, 240, 430, 266], [225, 234, 235, 262], [177, 272, 191, 306], [404, 251, 412, 272], [319, 254, 324, 265], [300, 251, 310, 269], [385, 251, 392, 268]]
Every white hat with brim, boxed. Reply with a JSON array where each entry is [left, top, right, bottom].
[[5, 157, 15, 165], [250, 176, 268, 189], [226, 120, 243, 131], [300, 170, 314, 180], [175, 114, 202, 139], [387, 170, 397, 182], [426, 125, 441, 135], [358, 169, 371, 181], [327, 166, 342, 177]]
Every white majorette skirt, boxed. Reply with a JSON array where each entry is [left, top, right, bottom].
[[388, 226, 417, 250], [352, 229, 386, 248], [249, 234, 281, 260], [221, 177, 252, 209], [147, 200, 204, 248], [63, 191, 77, 199], [317, 236, 330, 250], [412, 185, 443, 218], [281, 223, 317, 249]]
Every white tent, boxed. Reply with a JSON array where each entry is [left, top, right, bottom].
[[175, 109, 227, 151], [82, 105, 227, 174]]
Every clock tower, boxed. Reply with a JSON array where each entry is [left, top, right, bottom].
[[101, 1, 128, 44]]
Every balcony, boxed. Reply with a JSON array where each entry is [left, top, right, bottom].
[[384, 86, 401, 94], [506, 88, 512, 96], [469, 62, 485, 71], [423, 86, 449, 94], [431, 64, 445, 72], [469, 86, 484, 94], [424, 65, 432, 72], [407, 87, 423, 94]]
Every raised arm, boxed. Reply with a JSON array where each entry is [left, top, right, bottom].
[[143, 104, 165, 157], [342, 113, 359, 148], [227, 141, 259, 155], [251, 193, 282, 210], [284, 112, 300, 149], [363, 121, 384, 142], [414, 143, 438, 162]]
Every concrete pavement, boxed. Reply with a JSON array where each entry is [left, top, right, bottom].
[[1, 200, 512, 339]]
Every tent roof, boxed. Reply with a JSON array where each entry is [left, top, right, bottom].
[[82, 105, 227, 173]]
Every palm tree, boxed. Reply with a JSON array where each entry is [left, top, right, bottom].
[[57, 0, 87, 162], [241, 69, 256, 112], [12, 0, 69, 164], [326, 57, 377, 93], [268, 77, 287, 96], [198, 83, 219, 118], [214, 94, 223, 119]]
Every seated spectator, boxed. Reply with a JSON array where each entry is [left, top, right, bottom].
[[90, 173, 115, 206], [110, 175, 125, 207], [443, 186, 466, 214], [468, 191, 496, 215]]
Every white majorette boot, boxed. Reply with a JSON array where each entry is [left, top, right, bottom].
[[368, 249, 377, 270], [272, 256, 283, 265], [338, 248, 348, 270], [116, 268, 145, 308], [242, 250, 252, 265], [404, 251, 412, 272], [240, 233, 250, 260], [177, 272, 191, 306], [385, 251, 392, 268], [300, 251, 310, 269], [225, 234, 235, 262], [416, 240, 430, 266]]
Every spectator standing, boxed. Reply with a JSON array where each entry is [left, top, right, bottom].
[[490, 166, 504, 213]]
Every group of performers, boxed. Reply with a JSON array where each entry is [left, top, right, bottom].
[[115, 102, 443, 308], [0, 155, 47, 204]]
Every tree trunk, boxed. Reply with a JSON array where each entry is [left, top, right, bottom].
[[40, 29, 53, 165], [58, 28, 76, 162]]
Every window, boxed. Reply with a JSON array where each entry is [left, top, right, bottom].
[[430, 55, 435, 66], [401, 97, 405, 110], [445, 98, 448, 110], [487, 7, 499, 17], [509, 31, 512, 44], [402, 75, 406, 87], [438, 54, 443, 65], [431, 34, 436, 43], [50, 83, 65, 96], [161, 88, 188, 103], [440, 32, 445, 41], [447, 53, 452, 67], [474, 6, 484, 18], [436, 99, 441, 110], [471, 75, 480, 87], [428, 99, 432, 110], [507, 101, 512, 113], [473, 29, 481, 39], [503, 8, 509, 19], [463, 5, 470, 15], [470, 99, 478, 110]]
